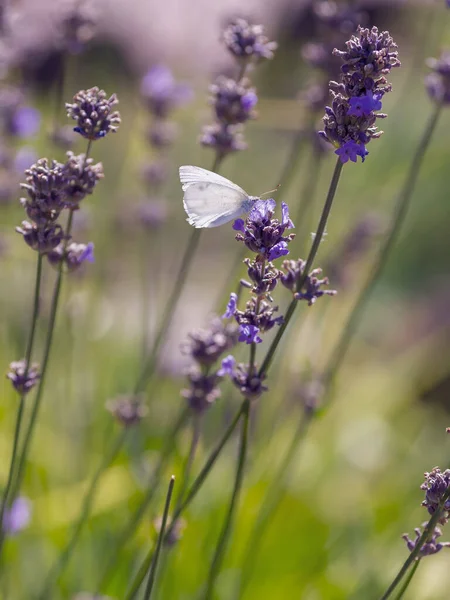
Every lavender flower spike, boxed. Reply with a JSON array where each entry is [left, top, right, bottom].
[[66, 87, 121, 140]]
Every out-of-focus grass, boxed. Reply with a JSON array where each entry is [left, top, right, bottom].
[[0, 3, 450, 599]]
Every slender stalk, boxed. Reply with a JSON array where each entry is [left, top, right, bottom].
[[120, 402, 245, 596], [133, 155, 222, 394], [36, 428, 129, 600], [379, 490, 450, 600], [237, 411, 312, 596], [392, 560, 420, 600], [321, 103, 443, 395], [258, 158, 344, 377], [203, 398, 250, 599], [0, 253, 43, 559], [142, 476, 175, 600], [96, 408, 189, 592], [173, 415, 201, 514]]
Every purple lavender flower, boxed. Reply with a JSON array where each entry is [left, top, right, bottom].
[[403, 525, 450, 558], [63, 152, 104, 207], [223, 293, 238, 319], [421, 467, 450, 523], [210, 77, 258, 125], [2, 497, 31, 535], [347, 93, 382, 117], [141, 65, 192, 118], [223, 18, 277, 62], [181, 319, 238, 368], [66, 87, 121, 140], [218, 355, 236, 377], [16, 221, 64, 254], [281, 259, 336, 306], [9, 106, 40, 138], [232, 363, 267, 400], [238, 324, 262, 344], [20, 158, 68, 225], [47, 242, 95, 272], [234, 199, 295, 261], [181, 367, 222, 413], [335, 140, 368, 164], [426, 51, 450, 105], [6, 360, 40, 395], [106, 395, 148, 427]]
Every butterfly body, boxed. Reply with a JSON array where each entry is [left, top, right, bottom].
[[179, 165, 257, 228]]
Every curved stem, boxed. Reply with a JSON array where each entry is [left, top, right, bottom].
[[321, 103, 443, 395], [258, 156, 343, 378], [141, 476, 175, 600], [0, 253, 43, 559], [36, 428, 129, 600], [392, 560, 420, 600], [203, 398, 250, 599]]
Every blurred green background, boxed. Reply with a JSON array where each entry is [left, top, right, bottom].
[[0, 1, 450, 599]]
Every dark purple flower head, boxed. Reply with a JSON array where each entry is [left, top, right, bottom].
[[238, 324, 262, 344], [63, 152, 104, 207], [234, 199, 295, 260], [223, 18, 277, 62], [2, 497, 31, 535], [9, 106, 40, 138], [232, 363, 267, 400], [181, 367, 221, 413], [210, 77, 258, 125], [141, 65, 192, 118], [200, 123, 247, 157], [6, 359, 40, 395], [223, 292, 238, 319], [243, 258, 280, 295], [66, 87, 121, 140], [218, 355, 236, 377], [181, 318, 238, 368], [47, 241, 95, 272], [20, 158, 68, 225], [421, 467, 450, 523], [106, 394, 148, 427], [426, 51, 450, 105], [335, 140, 368, 164], [403, 525, 450, 558], [16, 221, 64, 254]]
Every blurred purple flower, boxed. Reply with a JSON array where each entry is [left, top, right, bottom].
[[9, 106, 40, 138], [218, 355, 236, 376], [223, 293, 237, 318], [141, 65, 192, 118], [2, 497, 31, 535]]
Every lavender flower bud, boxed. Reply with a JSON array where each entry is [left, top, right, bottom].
[[16, 221, 64, 254], [426, 51, 450, 105], [47, 241, 94, 272], [403, 525, 450, 558], [66, 87, 121, 140], [63, 151, 104, 207], [181, 319, 238, 368], [181, 366, 221, 413], [210, 76, 258, 125], [223, 18, 277, 62], [200, 123, 247, 156], [281, 259, 336, 305], [232, 363, 267, 400], [6, 359, 40, 394], [106, 394, 148, 427], [20, 158, 68, 224], [421, 467, 450, 523]]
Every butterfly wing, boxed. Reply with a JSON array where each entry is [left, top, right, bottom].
[[179, 165, 250, 228]]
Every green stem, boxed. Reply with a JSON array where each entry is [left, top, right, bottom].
[[237, 412, 312, 596], [173, 415, 201, 514], [203, 399, 250, 599], [380, 489, 450, 600], [321, 103, 443, 395], [121, 402, 245, 597], [0, 253, 43, 559], [9, 210, 75, 506], [392, 560, 420, 600], [36, 428, 129, 600], [141, 476, 175, 600], [95, 408, 189, 593], [258, 158, 344, 377]]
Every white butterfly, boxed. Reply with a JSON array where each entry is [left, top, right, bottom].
[[179, 165, 258, 228]]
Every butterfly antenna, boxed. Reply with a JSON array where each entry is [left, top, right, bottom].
[[259, 183, 281, 197]]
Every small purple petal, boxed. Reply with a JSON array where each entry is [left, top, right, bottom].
[[3, 497, 31, 535], [232, 218, 245, 232], [223, 292, 238, 319], [268, 241, 289, 261], [218, 354, 236, 376], [241, 91, 258, 112], [281, 202, 294, 229], [335, 140, 368, 164], [79, 242, 95, 264], [238, 324, 262, 344], [250, 198, 276, 224]]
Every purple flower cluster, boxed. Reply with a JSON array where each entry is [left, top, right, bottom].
[[6, 359, 40, 395], [66, 87, 121, 141], [280, 260, 336, 305], [138, 66, 191, 228], [201, 19, 276, 160], [403, 525, 450, 558], [421, 467, 450, 524], [181, 319, 238, 413], [426, 51, 450, 105], [319, 26, 400, 163]]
